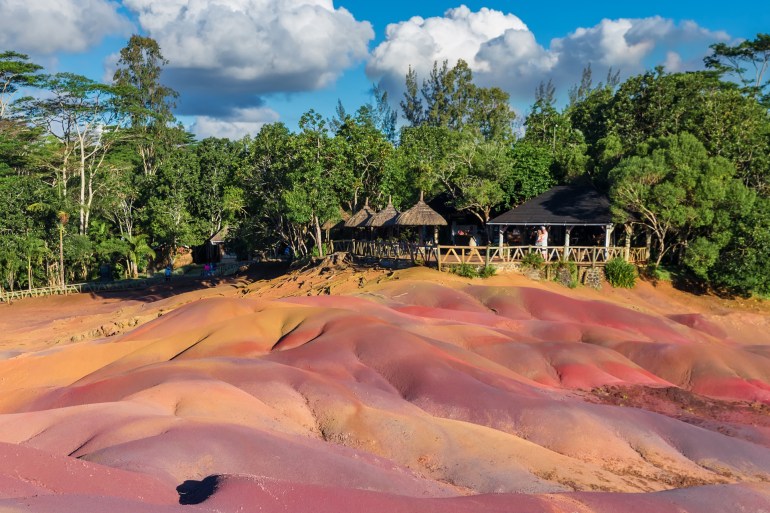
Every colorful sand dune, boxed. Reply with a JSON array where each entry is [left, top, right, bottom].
[[0, 267, 769, 512]]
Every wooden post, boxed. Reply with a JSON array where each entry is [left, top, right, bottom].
[[498, 227, 504, 251], [604, 224, 614, 260], [624, 224, 632, 262], [563, 226, 573, 262], [437, 245, 442, 272], [644, 228, 652, 262]]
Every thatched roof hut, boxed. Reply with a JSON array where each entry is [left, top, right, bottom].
[[396, 192, 447, 227], [364, 198, 400, 228], [344, 200, 375, 228], [322, 207, 351, 231]]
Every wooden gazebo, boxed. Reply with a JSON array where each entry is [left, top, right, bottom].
[[396, 192, 447, 244], [487, 183, 638, 260]]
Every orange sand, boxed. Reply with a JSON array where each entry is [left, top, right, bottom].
[[0, 261, 769, 511]]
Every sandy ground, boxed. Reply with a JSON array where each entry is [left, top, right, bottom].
[[0, 257, 769, 512]]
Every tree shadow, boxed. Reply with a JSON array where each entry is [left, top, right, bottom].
[[88, 262, 290, 303]]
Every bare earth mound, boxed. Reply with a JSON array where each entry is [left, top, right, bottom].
[[1, 259, 769, 512]]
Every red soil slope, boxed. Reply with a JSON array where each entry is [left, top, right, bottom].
[[0, 263, 769, 512]]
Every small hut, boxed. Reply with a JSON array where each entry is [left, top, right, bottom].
[[396, 192, 447, 244], [322, 207, 351, 238], [193, 226, 235, 264], [344, 199, 375, 229], [363, 197, 400, 232]]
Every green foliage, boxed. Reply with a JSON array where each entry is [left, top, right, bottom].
[[506, 141, 556, 206], [2, 33, 770, 297], [521, 251, 545, 270], [452, 264, 501, 279], [452, 263, 478, 278], [704, 33, 770, 106], [0, 51, 43, 117], [478, 265, 497, 278], [609, 132, 745, 273], [524, 80, 590, 181], [708, 196, 770, 296], [604, 258, 637, 288], [400, 59, 516, 141]]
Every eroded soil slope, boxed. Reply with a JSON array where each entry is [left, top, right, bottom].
[[0, 261, 769, 512]]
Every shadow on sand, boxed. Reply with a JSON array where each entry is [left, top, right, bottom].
[[87, 262, 290, 303]]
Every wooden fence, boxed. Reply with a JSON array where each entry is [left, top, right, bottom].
[[331, 239, 438, 265], [437, 245, 648, 270], [0, 261, 247, 303]]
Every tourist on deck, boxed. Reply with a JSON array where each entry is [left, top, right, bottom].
[[536, 226, 548, 260]]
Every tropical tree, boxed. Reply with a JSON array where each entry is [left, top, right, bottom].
[[704, 33, 770, 105], [20, 73, 122, 234], [193, 137, 246, 238], [112, 35, 178, 176], [0, 51, 43, 118], [334, 109, 393, 210], [283, 111, 347, 257], [609, 133, 744, 269]]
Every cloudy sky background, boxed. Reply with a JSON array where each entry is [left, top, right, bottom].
[[1, 0, 768, 139]]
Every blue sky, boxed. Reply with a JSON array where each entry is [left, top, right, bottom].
[[2, 0, 767, 139]]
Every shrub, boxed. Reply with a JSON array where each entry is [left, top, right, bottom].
[[478, 265, 497, 278], [604, 258, 637, 288], [453, 263, 477, 278], [521, 251, 545, 270]]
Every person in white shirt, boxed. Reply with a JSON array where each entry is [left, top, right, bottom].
[[536, 226, 548, 260]]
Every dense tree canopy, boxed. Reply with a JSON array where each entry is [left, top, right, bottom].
[[1, 33, 769, 296]]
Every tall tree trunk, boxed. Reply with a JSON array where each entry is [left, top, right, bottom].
[[314, 215, 324, 258]]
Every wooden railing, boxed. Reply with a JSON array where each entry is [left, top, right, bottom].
[[436, 245, 648, 270], [0, 261, 248, 303], [331, 240, 647, 270], [331, 239, 438, 265]]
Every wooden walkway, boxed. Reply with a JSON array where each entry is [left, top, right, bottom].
[[0, 262, 247, 303], [330, 240, 647, 270]]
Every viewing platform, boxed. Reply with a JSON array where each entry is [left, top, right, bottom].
[[330, 240, 648, 271]]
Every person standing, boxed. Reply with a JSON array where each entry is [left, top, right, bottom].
[[536, 226, 548, 260], [164, 264, 172, 282], [468, 231, 481, 261]]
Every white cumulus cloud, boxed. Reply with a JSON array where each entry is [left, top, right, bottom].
[[123, 0, 374, 93], [367, 6, 530, 92], [192, 106, 281, 140], [0, 0, 131, 55], [367, 6, 731, 106]]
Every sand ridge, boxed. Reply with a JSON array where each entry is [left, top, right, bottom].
[[0, 261, 769, 511]]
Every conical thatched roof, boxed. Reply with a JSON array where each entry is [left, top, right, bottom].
[[322, 206, 351, 230], [363, 198, 400, 228], [344, 200, 375, 228], [395, 192, 447, 227]]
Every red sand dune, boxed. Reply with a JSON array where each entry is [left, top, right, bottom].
[[0, 266, 769, 511]]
